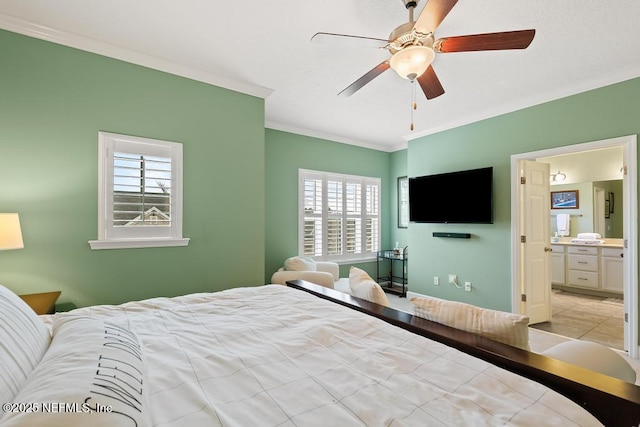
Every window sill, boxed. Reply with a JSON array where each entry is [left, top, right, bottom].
[[331, 256, 378, 265], [88, 237, 190, 250]]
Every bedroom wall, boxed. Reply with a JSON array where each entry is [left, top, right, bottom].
[[408, 76, 640, 312], [265, 129, 391, 281], [0, 29, 266, 308]]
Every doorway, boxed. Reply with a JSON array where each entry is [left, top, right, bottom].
[[510, 135, 638, 358]]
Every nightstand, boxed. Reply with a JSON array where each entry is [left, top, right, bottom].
[[19, 291, 61, 315]]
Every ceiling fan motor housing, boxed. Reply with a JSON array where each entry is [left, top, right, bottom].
[[388, 23, 434, 54], [403, 0, 418, 9]]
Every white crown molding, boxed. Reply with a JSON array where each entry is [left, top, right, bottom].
[[406, 66, 640, 142], [0, 13, 273, 100], [265, 121, 401, 153]]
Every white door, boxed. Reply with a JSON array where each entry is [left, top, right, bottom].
[[520, 160, 551, 324]]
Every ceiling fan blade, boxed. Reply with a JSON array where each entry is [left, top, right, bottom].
[[414, 0, 458, 34], [417, 66, 445, 100], [338, 61, 391, 97], [435, 29, 535, 53], [311, 32, 389, 49]]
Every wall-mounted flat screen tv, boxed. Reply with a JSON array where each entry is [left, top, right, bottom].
[[409, 166, 493, 224]]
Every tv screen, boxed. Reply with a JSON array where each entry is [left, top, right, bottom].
[[409, 167, 493, 224]]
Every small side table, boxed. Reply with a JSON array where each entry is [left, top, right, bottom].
[[19, 291, 61, 315], [376, 248, 408, 297]]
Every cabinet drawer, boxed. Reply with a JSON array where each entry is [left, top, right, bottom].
[[568, 246, 598, 255], [568, 254, 598, 271], [567, 270, 599, 288], [601, 247, 624, 258], [550, 245, 564, 253]]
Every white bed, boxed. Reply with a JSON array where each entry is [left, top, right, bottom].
[[0, 284, 612, 426]]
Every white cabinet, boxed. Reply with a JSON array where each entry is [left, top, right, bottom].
[[601, 247, 624, 293], [551, 244, 623, 295], [550, 245, 565, 285]]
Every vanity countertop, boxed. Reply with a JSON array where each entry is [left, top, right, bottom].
[[550, 237, 624, 248]]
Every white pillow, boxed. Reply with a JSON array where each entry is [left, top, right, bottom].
[[411, 296, 530, 350], [0, 285, 51, 404], [2, 315, 151, 427], [349, 266, 373, 285], [284, 256, 316, 271], [349, 267, 390, 307]]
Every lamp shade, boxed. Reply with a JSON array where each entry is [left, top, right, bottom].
[[0, 213, 24, 250], [389, 45, 435, 80]]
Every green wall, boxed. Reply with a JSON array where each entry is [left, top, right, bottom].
[[265, 129, 391, 280], [408, 76, 640, 311], [390, 149, 409, 250], [0, 30, 266, 308]]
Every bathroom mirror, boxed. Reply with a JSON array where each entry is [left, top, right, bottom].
[[549, 179, 622, 238]]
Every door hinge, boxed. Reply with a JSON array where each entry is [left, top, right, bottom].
[[521, 294, 527, 302], [622, 165, 628, 176], [521, 235, 526, 243], [625, 313, 628, 322], [520, 177, 526, 184]]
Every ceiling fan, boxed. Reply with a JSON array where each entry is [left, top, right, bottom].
[[312, 0, 535, 100]]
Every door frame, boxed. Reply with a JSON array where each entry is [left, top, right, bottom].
[[510, 135, 638, 358]]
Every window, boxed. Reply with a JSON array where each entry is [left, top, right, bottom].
[[299, 169, 380, 262], [89, 132, 189, 250]]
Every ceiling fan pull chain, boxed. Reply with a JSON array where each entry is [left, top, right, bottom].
[[410, 79, 416, 131]]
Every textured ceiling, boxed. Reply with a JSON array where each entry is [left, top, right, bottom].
[[1, 0, 639, 151]]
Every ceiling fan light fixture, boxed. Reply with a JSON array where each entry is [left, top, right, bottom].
[[389, 45, 435, 80]]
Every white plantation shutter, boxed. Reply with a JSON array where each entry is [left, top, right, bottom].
[[365, 183, 380, 252], [89, 132, 189, 250], [326, 179, 343, 255], [112, 152, 172, 227], [299, 169, 380, 262], [303, 175, 323, 256], [345, 181, 362, 254]]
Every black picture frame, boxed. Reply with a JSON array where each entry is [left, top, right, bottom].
[[609, 191, 614, 214], [398, 176, 409, 228]]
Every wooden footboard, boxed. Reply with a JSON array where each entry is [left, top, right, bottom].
[[287, 280, 640, 426]]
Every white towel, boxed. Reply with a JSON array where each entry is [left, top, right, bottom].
[[556, 214, 571, 237], [577, 232, 601, 240], [570, 239, 604, 245]]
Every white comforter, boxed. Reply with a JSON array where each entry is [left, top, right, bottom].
[[65, 285, 601, 426]]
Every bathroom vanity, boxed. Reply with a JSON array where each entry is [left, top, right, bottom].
[[550, 238, 624, 295]]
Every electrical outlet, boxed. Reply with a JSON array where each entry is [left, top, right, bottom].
[[448, 274, 457, 286], [464, 281, 472, 292], [433, 276, 439, 285]]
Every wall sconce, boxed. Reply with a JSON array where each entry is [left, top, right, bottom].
[[550, 171, 566, 183], [0, 213, 24, 250]]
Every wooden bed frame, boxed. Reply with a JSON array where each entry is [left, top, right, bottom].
[[287, 280, 640, 426]]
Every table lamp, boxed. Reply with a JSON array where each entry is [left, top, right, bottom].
[[0, 213, 24, 250]]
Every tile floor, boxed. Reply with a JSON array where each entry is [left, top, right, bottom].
[[529, 289, 625, 350]]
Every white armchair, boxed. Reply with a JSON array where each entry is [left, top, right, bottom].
[[271, 258, 339, 289]]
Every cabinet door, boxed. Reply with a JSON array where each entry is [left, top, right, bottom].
[[551, 253, 565, 285], [601, 256, 624, 293]]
